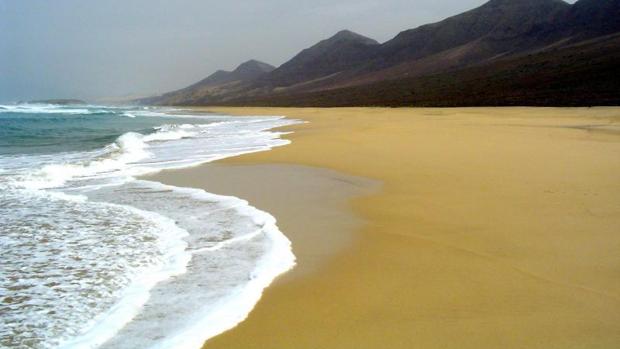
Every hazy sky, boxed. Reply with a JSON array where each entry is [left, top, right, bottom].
[[0, 0, 577, 102]]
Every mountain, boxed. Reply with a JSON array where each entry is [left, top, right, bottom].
[[143, 0, 620, 107], [222, 33, 620, 107], [563, 0, 620, 36], [376, 0, 570, 67], [260, 30, 379, 88], [315, 0, 574, 90], [141, 60, 274, 105], [187, 59, 275, 88]]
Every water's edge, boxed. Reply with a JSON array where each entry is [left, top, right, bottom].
[[0, 105, 300, 349], [73, 115, 300, 349]]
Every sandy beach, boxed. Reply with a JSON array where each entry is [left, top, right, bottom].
[[150, 107, 620, 349]]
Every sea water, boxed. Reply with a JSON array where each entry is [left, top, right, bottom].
[[0, 104, 299, 349]]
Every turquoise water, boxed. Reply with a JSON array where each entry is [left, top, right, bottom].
[[0, 105, 207, 155]]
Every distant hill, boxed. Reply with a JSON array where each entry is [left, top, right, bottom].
[[140, 60, 274, 105], [196, 60, 276, 87], [142, 0, 620, 107]]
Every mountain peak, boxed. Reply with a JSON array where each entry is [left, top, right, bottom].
[[264, 30, 380, 87], [177, 60, 273, 94], [143, 0, 620, 107], [234, 60, 276, 74], [328, 30, 379, 45]]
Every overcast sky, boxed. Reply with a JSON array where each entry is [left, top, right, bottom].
[[0, 0, 577, 102]]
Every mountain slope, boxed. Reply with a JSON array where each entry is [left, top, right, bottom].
[[191, 60, 274, 88], [219, 33, 620, 107], [310, 0, 576, 92], [143, 0, 620, 107], [259, 30, 379, 88], [376, 0, 570, 67], [562, 0, 620, 36], [142, 60, 274, 105]]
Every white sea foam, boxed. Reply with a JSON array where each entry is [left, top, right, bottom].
[[0, 189, 189, 349], [0, 104, 95, 115], [0, 107, 300, 349], [70, 181, 296, 349], [55, 204, 192, 349]]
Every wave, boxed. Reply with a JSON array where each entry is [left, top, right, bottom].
[[0, 104, 93, 115], [62, 181, 295, 349], [0, 108, 300, 349], [0, 104, 142, 117], [16, 123, 199, 190]]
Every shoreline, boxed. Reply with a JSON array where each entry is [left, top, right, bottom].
[[157, 107, 620, 348], [148, 163, 377, 279]]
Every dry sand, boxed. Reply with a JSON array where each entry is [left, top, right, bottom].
[[155, 107, 620, 349]]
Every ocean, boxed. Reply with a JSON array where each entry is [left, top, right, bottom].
[[0, 104, 299, 349]]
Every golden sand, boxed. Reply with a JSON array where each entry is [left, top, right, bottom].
[[164, 107, 620, 348]]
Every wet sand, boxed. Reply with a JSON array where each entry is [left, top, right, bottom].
[[154, 107, 620, 349], [149, 163, 377, 279]]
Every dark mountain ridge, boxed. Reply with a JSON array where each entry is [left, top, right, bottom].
[[140, 59, 274, 105], [142, 0, 620, 107], [377, 0, 570, 66], [258, 30, 380, 88], [183, 59, 274, 90], [563, 0, 620, 36], [220, 33, 620, 107]]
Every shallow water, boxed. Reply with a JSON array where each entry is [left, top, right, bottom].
[[0, 104, 299, 348]]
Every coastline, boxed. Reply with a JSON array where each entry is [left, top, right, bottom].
[[154, 107, 620, 349], [148, 163, 377, 278]]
